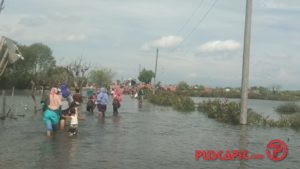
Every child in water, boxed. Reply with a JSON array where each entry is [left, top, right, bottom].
[[68, 107, 78, 136], [66, 101, 83, 136]]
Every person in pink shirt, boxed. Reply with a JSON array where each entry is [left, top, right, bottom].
[[112, 87, 122, 116]]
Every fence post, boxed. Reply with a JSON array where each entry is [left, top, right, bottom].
[[2, 90, 5, 119]]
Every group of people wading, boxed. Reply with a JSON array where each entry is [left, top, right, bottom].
[[41, 83, 122, 137]]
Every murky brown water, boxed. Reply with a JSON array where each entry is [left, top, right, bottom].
[[0, 95, 299, 169]]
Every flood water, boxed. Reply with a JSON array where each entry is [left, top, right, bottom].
[[0, 94, 299, 169]]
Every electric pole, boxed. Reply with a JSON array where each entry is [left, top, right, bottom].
[[0, 0, 4, 14], [240, 0, 252, 125], [153, 48, 158, 94], [139, 64, 141, 74]]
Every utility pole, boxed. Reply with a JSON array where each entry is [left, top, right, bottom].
[[153, 48, 158, 94], [139, 64, 141, 74], [0, 0, 4, 14], [240, 0, 252, 125]]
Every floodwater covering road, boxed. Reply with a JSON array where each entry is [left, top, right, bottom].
[[0, 94, 299, 169]]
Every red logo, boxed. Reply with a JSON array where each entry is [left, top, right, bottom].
[[195, 139, 288, 162], [265, 139, 288, 161]]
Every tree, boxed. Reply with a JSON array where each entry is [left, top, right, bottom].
[[0, 43, 56, 89], [195, 84, 205, 90], [40, 66, 74, 87], [28, 43, 56, 73], [67, 57, 90, 90], [177, 81, 189, 91], [138, 68, 155, 84], [89, 68, 115, 87], [271, 84, 281, 95]]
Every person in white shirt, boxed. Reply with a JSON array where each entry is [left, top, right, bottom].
[[67, 102, 82, 136]]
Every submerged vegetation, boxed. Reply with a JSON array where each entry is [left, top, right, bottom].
[[198, 99, 263, 125], [275, 102, 300, 114], [148, 91, 195, 112], [175, 82, 300, 101], [198, 99, 300, 129]]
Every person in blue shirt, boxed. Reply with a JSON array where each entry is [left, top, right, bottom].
[[96, 87, 108, 118]]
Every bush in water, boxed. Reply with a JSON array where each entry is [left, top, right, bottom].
[[275, 102, 300, 114], [148, 91, 195, 112], [198, 99, 300, 129], [197, 99, 263, 125], [172, 95, 195, 112]]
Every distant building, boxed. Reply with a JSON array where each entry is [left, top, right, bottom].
[[203, 87, 213, 94], [163, 85, 176, 92]]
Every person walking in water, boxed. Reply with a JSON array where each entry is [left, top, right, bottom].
[[96, 87, 108, 118], [59, 83, 73, 130], [86, 92, 96, 113], [65, 101, 82, 136], [73, 88, 83, 105], [112, 87, 122, 116], [43, 87, 61, 137], [86, 83, 94, 100], [137, 87, 145, 106]]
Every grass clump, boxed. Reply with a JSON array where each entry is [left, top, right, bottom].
[[198, 99, 262, 125], [275, 102, 300, 114], [198, 99, 300, 129], [148, 91, 195, 112]]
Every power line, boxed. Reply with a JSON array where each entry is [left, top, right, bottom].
[[172, 0, 219, 51], [175, 0, 204, 35]]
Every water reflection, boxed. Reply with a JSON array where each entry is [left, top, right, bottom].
[[112, 115, 121, 125], [68, 138, 78, 160], [38, 132, 74, 169], [1, 95, 300, 169], [98, 116, 106, 126], [109, 115, 121, 169], [239, 125, 248, 169]]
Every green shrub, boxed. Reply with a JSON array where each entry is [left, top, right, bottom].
[[198, 99, 300, 129], [148, 91, 174, 106], [148, 91, 195, 112], [275, 102, 300, 114], [172, 95, 195, 112], [198, 99, 244, 125]]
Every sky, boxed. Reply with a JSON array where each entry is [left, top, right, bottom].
[[0, 0, 299, 90]]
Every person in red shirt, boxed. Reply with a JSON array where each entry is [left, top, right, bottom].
[[112, 87, 122, 116]]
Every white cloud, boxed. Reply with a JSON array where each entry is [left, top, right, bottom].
[[66, 34, 87, 42], [142, 35, 183, 50], [258, 1, 299, 10], [18, 15, 47, 27], [196, 40, 241, 53], [260, 1, 288, 9], [187, 72, 197, 78]]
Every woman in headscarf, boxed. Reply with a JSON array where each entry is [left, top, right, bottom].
[[43, 87, 61, 137], [59, 83, 73, 130], [96, 87, 108, 117], [112, 87, 122, 116], [48, 87, 61, 110], [60, 83, 71, 99]]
